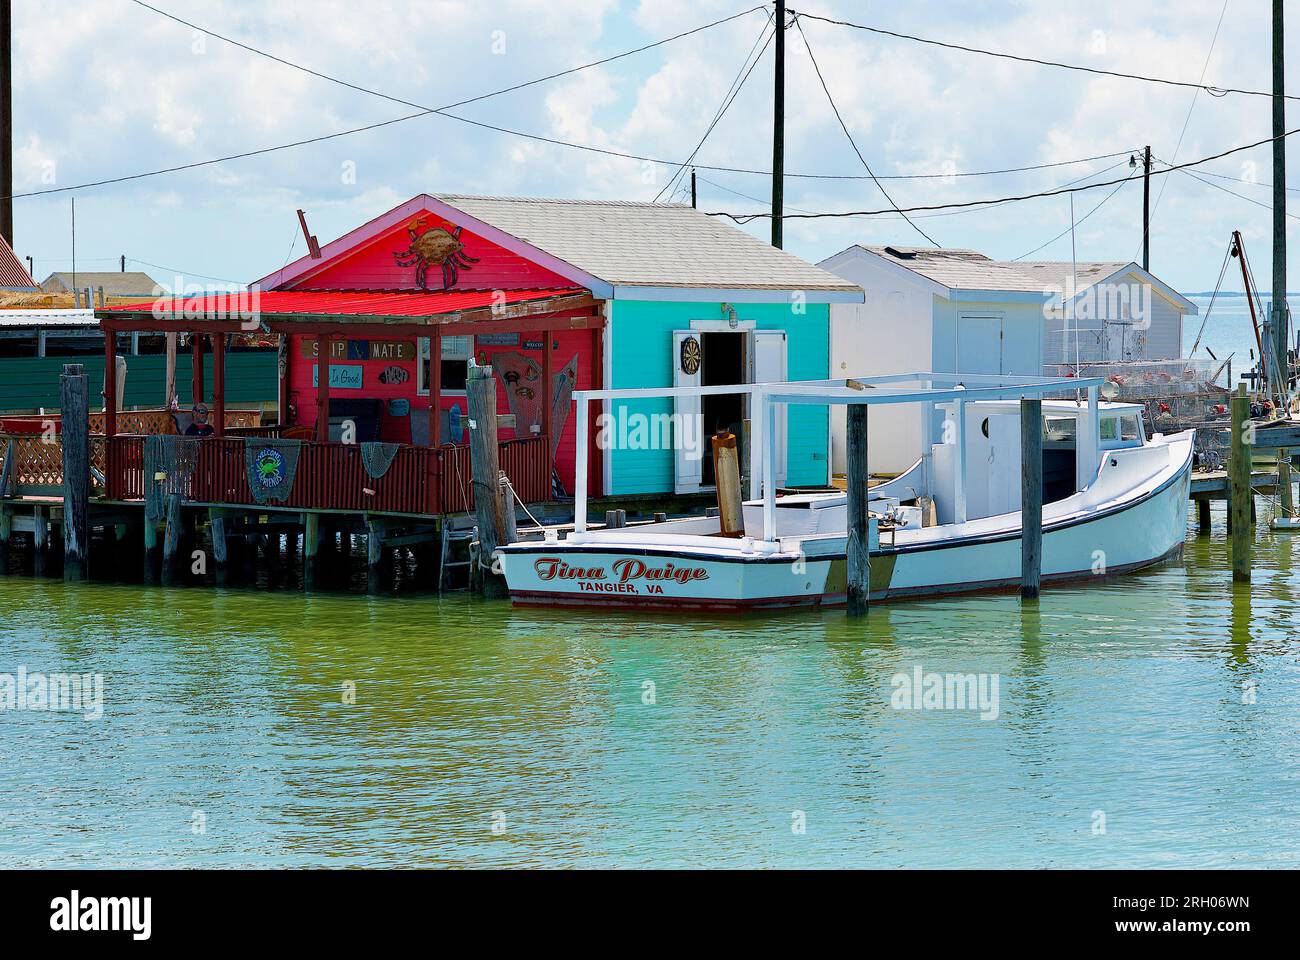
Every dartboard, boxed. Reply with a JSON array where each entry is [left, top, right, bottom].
[[680, 336, 702, 376]]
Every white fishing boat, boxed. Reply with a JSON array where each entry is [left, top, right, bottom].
[[497, 373, 1194, 611]]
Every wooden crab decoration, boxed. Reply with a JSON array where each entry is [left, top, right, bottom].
[[392, 218, 481, 290]]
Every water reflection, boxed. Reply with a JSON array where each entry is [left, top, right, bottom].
[[2, 517, 1299, 867]]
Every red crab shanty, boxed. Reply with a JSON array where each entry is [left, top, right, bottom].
[[92, 195, 610, 524]]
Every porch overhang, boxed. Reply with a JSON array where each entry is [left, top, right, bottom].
[[94, 287, 601, 334]]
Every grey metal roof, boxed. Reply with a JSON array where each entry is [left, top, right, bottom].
[[438, 195, 861, 292], [40, 271, 165, 298], [854, 246, 1156, 300]]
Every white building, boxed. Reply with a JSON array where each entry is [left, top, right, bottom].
[[817, 245, 1196, 474]]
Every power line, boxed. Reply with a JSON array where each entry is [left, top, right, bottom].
[[1013, 171, 1138, 260], [1137, 0, 1230, 261], [1167, 162, 1300, 221], [88, 0, 1146, 195], [1183, 166, 1300, 193], [654, 12, 774, 202], [3, 4, 766, 201], [791, 6, 1295, 101], [704, 126, 1300, 221], [129, 0, 768, 116], [793, 15, 938, 246]]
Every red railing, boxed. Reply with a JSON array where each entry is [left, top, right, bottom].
[[104, 433, 551, 515]]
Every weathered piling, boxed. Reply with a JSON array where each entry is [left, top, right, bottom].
[[1020, 397, 1043, 599], [210, 509, 229, 586], [303, 512, 320, 591], [712, 431, 744, 537], [161, 494, 183, 586], [143, 517, 159, 584], [32, 505, 47, 576], [367, 517, 385, 594], [0, 502, 10, 570], [59, 363, 90, 581], [1278, 448, 1294, 518], [1197, 498, 1211, 534], [466, 363, 509, 599], [1229, 384, 1252, 582], [846, 404, 870, 617]]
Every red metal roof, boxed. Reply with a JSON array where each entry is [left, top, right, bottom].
[[0, 234, 36, 289], [105, 286, 585, 318]]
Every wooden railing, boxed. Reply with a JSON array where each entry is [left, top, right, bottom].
[[0, 433, 109, 497], [99, 433, 551, 514], [0, 409, 262, 436]]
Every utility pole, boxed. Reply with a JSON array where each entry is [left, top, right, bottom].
[[1272, 0, 1289, 387], [771, 0, 785, 249], [1141, 145, 1151, 272], [1, 0, 13, 247]]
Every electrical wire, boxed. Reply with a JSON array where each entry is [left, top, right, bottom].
[[793, 15, 938, 246], [654, 12, 775, 202], [704, 126, 1300, 221], [1162, 157, 1300, 220], [1136, 0, 1230, 261], [791, 6, 1294, 101], [1012, 171, 1139, 260]]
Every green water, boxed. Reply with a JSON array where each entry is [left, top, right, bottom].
[[1, 504, 1298, 868]]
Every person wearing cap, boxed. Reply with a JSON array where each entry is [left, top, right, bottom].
[[185, 403, 215, 437]]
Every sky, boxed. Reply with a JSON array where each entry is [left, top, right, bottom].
[[12, 0, 1300, 294]]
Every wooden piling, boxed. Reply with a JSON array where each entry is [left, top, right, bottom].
[[846, 404, 870, 617], [1020, 397, 1043, 600], [367, 517, 385, 594], [466, 363, 509, 599], [712, 431, 744, 537], [0, 502, 10, 571], [303, 512, 320, 591], [1229, 384, 1252, 582], [1197, 498, 1211, 534], [210, 509, 229, 586], [161, 494, 182, 586], [32, 505, 47, 576], [143, 517, 159, 584], [59, 363, 90, 581], [1278, 448, 1294, 518]]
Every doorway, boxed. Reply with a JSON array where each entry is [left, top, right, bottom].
[[701, 331, 745, 486]]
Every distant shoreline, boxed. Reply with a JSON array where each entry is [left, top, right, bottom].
[[1182, 291, 1300, 298]]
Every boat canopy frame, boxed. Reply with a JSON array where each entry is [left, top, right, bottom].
[[570, 371, 1104, 541]]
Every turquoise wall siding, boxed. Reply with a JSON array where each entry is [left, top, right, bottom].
[[0, 352, 278, 413], [607, 300, 829, 495]]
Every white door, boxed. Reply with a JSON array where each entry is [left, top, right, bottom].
[[957, 315, 1003, 376], [673, 330, 704, 493], [750, 329, 787, 489]]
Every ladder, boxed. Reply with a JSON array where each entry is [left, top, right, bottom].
[[438, 520, 478, 593]]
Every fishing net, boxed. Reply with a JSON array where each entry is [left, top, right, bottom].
[[144, 435, 200, 522], [361, 441, 401, 480], [244, 438, 301, 504]]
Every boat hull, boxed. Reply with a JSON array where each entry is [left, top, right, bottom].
[[501, 436, 1193, 613]]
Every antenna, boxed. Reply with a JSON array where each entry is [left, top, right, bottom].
[[1070, 195, 1080, 378]]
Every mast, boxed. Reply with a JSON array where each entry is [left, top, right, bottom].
[[770, 0, 785, 248], [1272, 0, 1289, 398]]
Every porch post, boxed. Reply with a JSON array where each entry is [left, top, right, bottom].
[[428, 334, 441, 446], [953, 394, 968, 524], [212, 333, 226, 438], [276, 332, 288, 426], [541, 328, 552, 449], [316, 334, 330, 442], [190, 332, 204, 407], [591, 322, 604, 498], [103, 324, 118, 437]]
